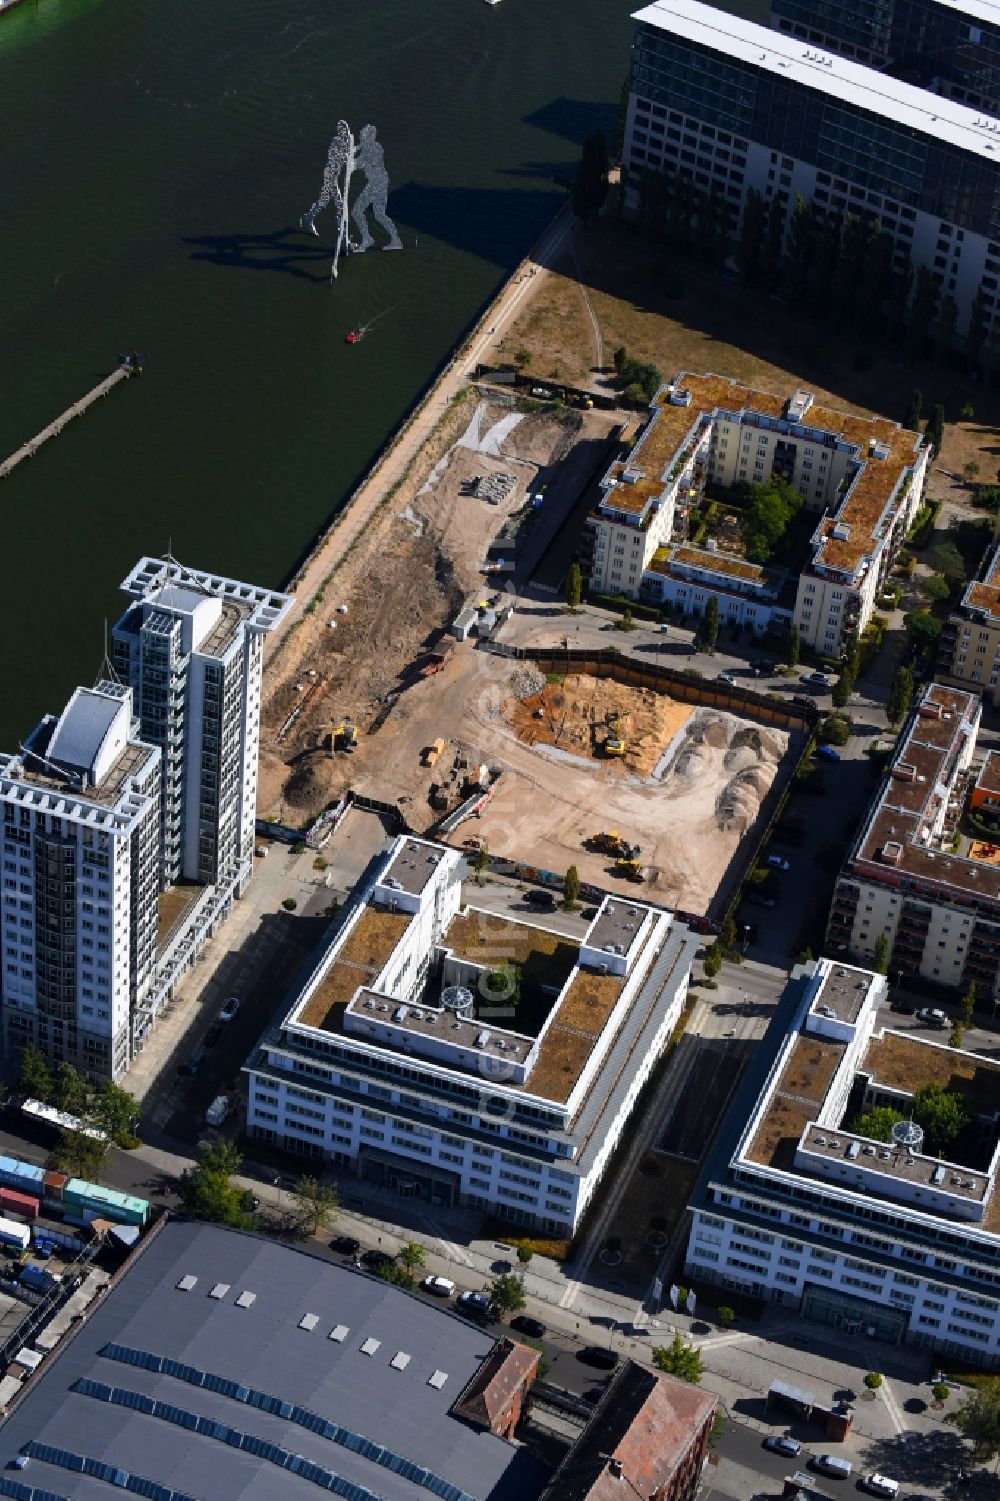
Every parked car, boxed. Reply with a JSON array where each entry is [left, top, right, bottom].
[[577, 1346, 619, 1370], [801, 671, 831, 688], [511, 1315, 547, 1339], [792, 694, 819, 709], [917, 1007, 948, 1028], [861, 1477, 899, 1498], [178, 1047, 209, 1077], [890, 1000, 915, 1015], [812, 1454, 852, 1479], [766, 854, 791, 871], [421, 1275, 456, 1298], [582, 1387, 606, 1404], [525, 889, 556, 908], [203, 1023, 223, 1048], [361, 1248, 394, 1270], [717, 672, 737, 685], [218, 995, 241, 1023], [746, 891, 777, 908], [763, 1436, 802, 1457], [456, 1290, 492, 1320], [816, 745, 842, 762], [330, 1235, 360, 1257]]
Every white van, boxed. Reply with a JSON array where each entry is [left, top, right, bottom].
[[205, 1095, 229, 1127], [862, 1477, 899, 1498], [814, 1455, 853, 1479]]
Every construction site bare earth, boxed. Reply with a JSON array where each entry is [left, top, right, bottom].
[[255, 397, 792, 914]]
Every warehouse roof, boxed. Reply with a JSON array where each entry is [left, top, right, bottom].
[[0, 1221, 544, 1501]]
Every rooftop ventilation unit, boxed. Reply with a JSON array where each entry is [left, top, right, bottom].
[[475, 1030, 491, 1047]]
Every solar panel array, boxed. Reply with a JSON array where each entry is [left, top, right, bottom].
[[0, 1479, 70, 1501], [18, 1443, 200, 1501], [89, 1347, 477, 1501]]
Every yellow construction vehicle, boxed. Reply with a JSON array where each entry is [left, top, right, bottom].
[[331, 721, 358, 752], [603, 710, 628, 758], [615, 857, 644, 882], [589, 830, 623, 854], [604, 734, 627, 757]]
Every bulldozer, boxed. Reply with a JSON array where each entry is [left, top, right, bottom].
[[615, 857, 644, 883], [589, 830, 624, 855], [602, 710, 628, 758]]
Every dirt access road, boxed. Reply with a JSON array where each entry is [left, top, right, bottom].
[[267, 204, 576, 664]]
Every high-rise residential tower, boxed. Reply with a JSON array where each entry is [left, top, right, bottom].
[[112, 557, 291, 893], [0, 683, 161, 1079]]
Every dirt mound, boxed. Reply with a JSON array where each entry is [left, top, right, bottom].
[[504, 673, 693, 779], [284, 760, 326, 809]]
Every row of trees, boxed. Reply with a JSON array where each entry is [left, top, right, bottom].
[[15, 1045, 140, 1177], [635, 165, 996, 371]]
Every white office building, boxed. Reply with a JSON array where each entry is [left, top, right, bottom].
[[245, 836, 699, 1237], [112, 557, 292, 892], [686, 957, 1000, 1366], [0, 684, 161, 1079], [626, 0, 1000, 337]]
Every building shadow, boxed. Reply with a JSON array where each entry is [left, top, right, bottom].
[[522, 98, 617, 147]]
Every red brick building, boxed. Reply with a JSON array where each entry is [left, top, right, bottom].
[[541, 1360, 717, 1501], [452, 1338, 540, 1439]]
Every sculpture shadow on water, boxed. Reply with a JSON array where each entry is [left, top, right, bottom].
[[182, 227, 335, 283]]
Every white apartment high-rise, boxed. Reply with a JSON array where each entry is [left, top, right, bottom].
[[0, 684, 161, 1079], [112, 557, 291, 892]]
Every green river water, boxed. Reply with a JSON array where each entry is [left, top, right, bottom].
[[0, 0, 643, 746]]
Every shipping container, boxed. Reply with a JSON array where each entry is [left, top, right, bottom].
[[0, 1218, 31, 1253], [63, 1180, 149, 1227], [43, 1171, 66, 1202], [0, 1156, 44, 1198], [0, 1190, 38, 1222]]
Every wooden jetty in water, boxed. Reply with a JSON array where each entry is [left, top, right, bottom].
[[0, 355, 144, 482]]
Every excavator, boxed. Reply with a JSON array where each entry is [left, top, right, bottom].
[[330, 720, 358, 753]]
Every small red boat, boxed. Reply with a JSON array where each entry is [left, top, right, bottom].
[[345, 328, 365, 344]]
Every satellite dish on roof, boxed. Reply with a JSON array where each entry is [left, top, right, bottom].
[[891, 1118, 924, 1154]]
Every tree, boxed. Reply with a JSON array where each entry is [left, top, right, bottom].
[[913, 1081, 970, 1156], [703, 941, 722, 978], [56, 1062, 89, 1116], [932, 1382, 951, 1405], [906, 267, 937, 362], [819, 714, 850, 747], [652, 1332, 703, 1384], [563, 865, 580, 909], [919, 573, 950, 603], [516, 1244, 534, 1266], [18, 1045, 53, 1104], [292, 1175, 339, 1235], [741, 476, 803, 563], [473, 841, 489, 883], [489, 1271, 526, 1316], [737, 188, 767, 284], [572, 132, 609, 224], [94, 1080, 139, 1143], [851, 1106, 905, 1141], [903, 610, 942, 649], [966, 291, 989, 374], [376, 1260, 414, 1288], [695, 596, 719, 653], [181, 1141, 252, 1229], [964, 460, 981, 485], [927, 536, 967, 580], [620, 606, 635, 631], [925, 402, 946, 455], [886, 665, 915, 727], [961, 980, 976, 1025], [842, 628, 862, 680], [904, 388, 923, 431], [832, 669, 854, 709], [717, 1305, 736, 1328], [864, 1371, 883, 1391], [947, 1383, 1000, 1464], [785, 624, 800, 668], [564, 562, 582, 610], [872, 931, 890, 975], [48, 1129, 109, 1181], [784, 195, 816, 303], [934, 295, 958, 364], [398, 1241, 426, 1278], [950, 1022, 965, 1049]]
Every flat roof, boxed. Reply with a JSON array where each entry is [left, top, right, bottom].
[[296, 906, 413, 1032], [747, 1033, 846, 1171], [976, 750, 1000, 798], [799, 1121, 989, 1205], [0, 1220, 542, 1501], [961, 541, 1000, 620], [528, 969, 626, 1103], [632, 0, 1000, 161], [862, 1030, 1000, 1118], [586, 899, 649, 958], [120, 556, 293, 638], [382, 839, 452, 896], [848, 685, 998, 902], [809, 963, 874, 1024]]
